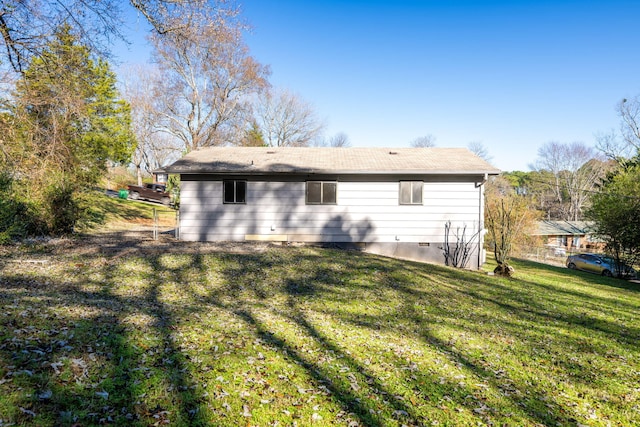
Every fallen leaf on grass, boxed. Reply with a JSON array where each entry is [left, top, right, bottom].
[[38, 390, 52, 400], [95, 391, 109, 400], [19, 407, 36, 417], [242, 405, 252, 417]]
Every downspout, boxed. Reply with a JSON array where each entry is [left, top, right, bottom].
[[476, 173, 488, 269]]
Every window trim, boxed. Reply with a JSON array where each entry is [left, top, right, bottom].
[[306, 181, 337, 205], [399, 181, 423, 205], [223, 180, 247, 204]]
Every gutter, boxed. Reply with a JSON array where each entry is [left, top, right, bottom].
[[165, 169, 501, 176]]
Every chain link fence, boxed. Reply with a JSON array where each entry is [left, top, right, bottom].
[[515, 244, 601, 267], [150, 207, 179, 240]]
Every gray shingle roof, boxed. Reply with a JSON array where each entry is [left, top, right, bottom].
[[165, 147, 501, 175], [533, 220, 595, 236]]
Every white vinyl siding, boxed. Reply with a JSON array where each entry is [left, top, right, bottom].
[[178, 180, 481, 243]]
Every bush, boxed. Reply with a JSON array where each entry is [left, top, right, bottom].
[[0, 173, 82, 242], [45, 183, 78, 234], [0, 174, 47, 242], [167, 175, 180, 208]]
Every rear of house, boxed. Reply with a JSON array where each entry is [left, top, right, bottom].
[[165, 147, 500, 268]]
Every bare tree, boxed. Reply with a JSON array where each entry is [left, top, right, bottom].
[[150, 9, 270, 152], [410, 135, 437, 148], [534, 141, 609, 221], [254, 88, 324, 147], [0, 1, 227, 73], [328, 132, 351, 147], [618, 96, 640, 150], [467, 141, 493, 163], [597, 96, 640, 161], [120, 65, 181, 185], [595, 130, 628, 160], [0, 0, 122, 72]]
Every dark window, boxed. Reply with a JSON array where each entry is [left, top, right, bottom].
[[223, 180, 246, 204], [399, 181, 423, 205], [306, 181, 337, 205], [307, 181, 322, 204]]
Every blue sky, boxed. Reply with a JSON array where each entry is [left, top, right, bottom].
[[117, 0, 640, 172]]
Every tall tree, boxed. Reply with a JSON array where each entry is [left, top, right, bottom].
[[467, 141, 493, 163], [0, 1, 224, 73], [597, 96, 640, 161], [1, 26, 134, 233], [617, 97, 640, 153], [120, 65, 181, 185], [13, 26, 134, 180], [586, 162, 640, 276], [150, 10, 270, 152], [533, 141, 609, 221], [240, 120, 266, 147], [254, 88, 324, 147]]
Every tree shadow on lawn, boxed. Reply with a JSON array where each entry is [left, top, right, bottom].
[[315, 269, 562, 425], [0, 296, 142, 425], [0, 257, 209, 425], [2, 244, 639, 426], [506, 259, 640, 341], [432, 267, 640, 348], [198, 251, 424, 426], [205, 250, 591, 426], [230, 306, 404, 427], [406, 258, 640, 354], [168, 248, 478, 425], [310, 256, 640, 426]]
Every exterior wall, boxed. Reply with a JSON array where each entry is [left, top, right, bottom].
[[178, 175, 486, 268], [543, 235, 605, 252]]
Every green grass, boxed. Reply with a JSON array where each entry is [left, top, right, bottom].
[[75, 190, 176, 232], [1, 209, 639, 425]]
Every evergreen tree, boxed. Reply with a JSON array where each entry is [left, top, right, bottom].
[[15, 25, 134, 183], [1, 26, 135, 236]]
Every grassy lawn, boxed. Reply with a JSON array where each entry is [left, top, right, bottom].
[[0, 198, 639, 426], [75, 191, 177, 232]]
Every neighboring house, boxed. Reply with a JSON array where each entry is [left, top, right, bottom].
[[151, 169, 168, 184], [532, 220, 604, 255], [165, 147, 500, 268]]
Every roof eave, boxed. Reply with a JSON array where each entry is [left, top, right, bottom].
[[166, 168, 501, 176]]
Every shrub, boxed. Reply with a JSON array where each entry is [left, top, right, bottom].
[[45, 183, 78, 234]]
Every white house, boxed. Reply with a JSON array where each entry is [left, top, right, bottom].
[[165, 147, 500, 268]]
